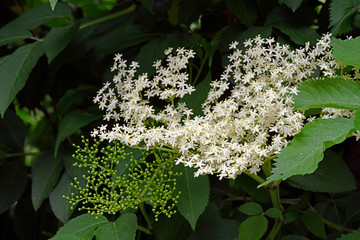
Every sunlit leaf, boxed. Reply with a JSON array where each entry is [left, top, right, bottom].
[[294, 77, 360, 110], [332, 37, 360, 68], [260, 118, 355, 187], [49, 0, 58, 11]]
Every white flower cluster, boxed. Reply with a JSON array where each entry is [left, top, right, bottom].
[[92, 34, 337, 179]]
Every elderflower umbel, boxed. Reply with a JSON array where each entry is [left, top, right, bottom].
[[93, 34, 338, 179]]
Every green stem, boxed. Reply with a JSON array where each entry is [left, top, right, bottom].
[[320, 216, 353, 233], [139, 202, 153, 230], [80, 4, 136, 30], [192, 51, 208, 86], [137, 225, 152, 235], [0, 152, 41, 159], [244, 171, 265, 184]]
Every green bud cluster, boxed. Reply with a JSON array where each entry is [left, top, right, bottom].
[[66, 136, 181, 220]]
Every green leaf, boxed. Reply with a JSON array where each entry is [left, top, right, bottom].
[[238, 202, 263, 216], [0, 42, 44, 117], [44, 22, 80, 63], [55, 108, 101, 157], [294, 77, 360, 110], [284, 209, 300, 224], [274, 25, 319, 45], [0, 29, 32, 47], [186, 219, 240, 240], [283, 0, 303, 12], [329, 0, 360, 36], [354, 110, 360, 131], [64, 153, 88, 189], [49, 234, 81, 240], [55, 85, 98, 117], [332, 37, 360, 68], [224, 0, 257, 27], [155, 212, 192, 240], [2, 3, 72, 30], [286, 150, 356, 193], [237, 174, 271, 203], [0, 110, 25, 151], [175, 165, 210, 230], [300, 210, 326, 239], [90, 25, 154, 54], [181, 72, 212, 116], [265, 208, 282, 219], [50, 214, 108, 239], [260, 118, 355, 187], [32, 151, 63, 211], [141, 0, 154, 14], [337, 230, 360, 240], [95, 213, 137, 240], [49, 173, 77, 223], [0, 160, 27, 214], [135, 34, 188, 76], [238, 215, 268, 240], [49, 0, 58, 11]]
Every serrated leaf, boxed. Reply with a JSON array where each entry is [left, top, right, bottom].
[[95, 213, 137, 240], [260, 118, 355, 187], [49, 0, 58, 11], [0, 42, 44, 117], [0, 110, 25, 151], [286, 150, 356, 193], [55, 108, 101, 157], [224, 0, 257, 27], [238, 215, 268, 240], [175, 165, 209, 230], [265, 208, 282, 218], [0, 28, 32, 47], [2, 3, 72, 30], [49, 173, 77, 223], [300, 210, 326, 239], [90, 25, 154, 54], [49, 234, 81, 240], [294, 77, 360, 110], [186, 219, 240, 240], [32, 151, 63, 211], [238, 202, 263, 216], [329, 0, 360, 36], [332, 37, 360, 68], [283, 0, 303, 12], [50, 214, 108, 239], [337, 230, 360, 240], [44, 22, 80, 63], [0, 160, 27, 214]]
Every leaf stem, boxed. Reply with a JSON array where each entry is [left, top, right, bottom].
[[137, 225, 152, 235], [0, 152, 41, 159], [139, 202, 153, 230], [80, 4, 136, 30]]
